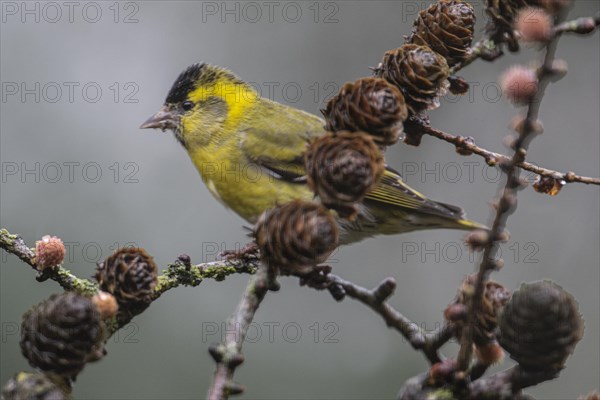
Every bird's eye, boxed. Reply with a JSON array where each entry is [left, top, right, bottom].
[[182, 100, 194, 111]]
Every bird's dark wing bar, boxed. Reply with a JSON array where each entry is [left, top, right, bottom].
[[254, 157, 307, 184]]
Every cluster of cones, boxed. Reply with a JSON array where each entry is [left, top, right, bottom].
[[398, 278, 585, 399], [2, 246, 159, 399], [254, 0, 478, 278]]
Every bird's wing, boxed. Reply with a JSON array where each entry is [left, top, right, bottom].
[[241, 101, 324, 183], [365, 166, 467, 220], [241, 101, 466, 221]]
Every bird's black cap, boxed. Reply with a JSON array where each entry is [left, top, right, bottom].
[[165, 63, 206, 104]]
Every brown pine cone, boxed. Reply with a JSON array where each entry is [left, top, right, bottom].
[[484, 0, 532, 50], [20, 293, 105, 380], [375, 44, 450, 114], [1, 372, 70, 400], [498, 280, 584, 373], [407, 0, 476, 68], [485, 0, 527, 30], [254, 200, 339, 276], [446, 275, 511, 347], [95, 247, 158, 314], [305, 131, 384, 220], [321, 77, 408, 147]]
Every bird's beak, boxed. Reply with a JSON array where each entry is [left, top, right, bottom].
[[140, 106, 177, 132]]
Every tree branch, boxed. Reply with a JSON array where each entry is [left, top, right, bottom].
[[2, 226, 450, 385], [202, 266, 455, 398], [450, 36, 503, 74], [468, 366, 559, 399], [206, 266, 271, 400], [456, 10, 569, 372], [304, 272, 454, 365], [1, 227, 258, 296], [441, 12, 600, 187], [1, 227, 258, 337], [399, 366, 558, 399], [450, 13, 600, 75], [0, 228, 98, 295], [421, 125, 600, 186], [153, 255, 259, 300], [554, 13, 600, 36]]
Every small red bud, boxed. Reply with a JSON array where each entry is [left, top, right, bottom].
[[486, 156, 498, 167], [35, 235, 65, 271], [565, 171, 577, 182], [491, 258, 505, 270], [455, 136, 475, 156], [572, 18, 598, 35], [516, 8, 553, 43], [511, 116, 544, 136], [464, 229, 490, 251], [92, 291, 119, 319], [495, 231, 510, 242], [501, 66, 539, 105], [549, 59, 568, 81]]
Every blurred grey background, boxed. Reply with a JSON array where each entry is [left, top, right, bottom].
[[1, 1, 598, 399]]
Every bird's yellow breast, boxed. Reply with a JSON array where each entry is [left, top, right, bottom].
[[182, 78, 319, 222], [188, 145, 312, 222]]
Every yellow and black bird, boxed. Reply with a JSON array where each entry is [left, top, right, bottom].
[[140, 63, 483, 244]]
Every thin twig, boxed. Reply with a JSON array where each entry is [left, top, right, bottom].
[[203, 268, 454, 398], [421, 126, 600, 186], [207, 266, 271, 400], [1, 228, 257, 296], [451, 13, 600, 75], [0, 227, 257, 337], [554, 13, 600, 36], [451, 36, 502, 74], [0, 228, 98, 294], [153, 255, 259, 300], [456, 10, 569, 372], [441, 13, 600, 187], [308, 273, 455, 364]]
